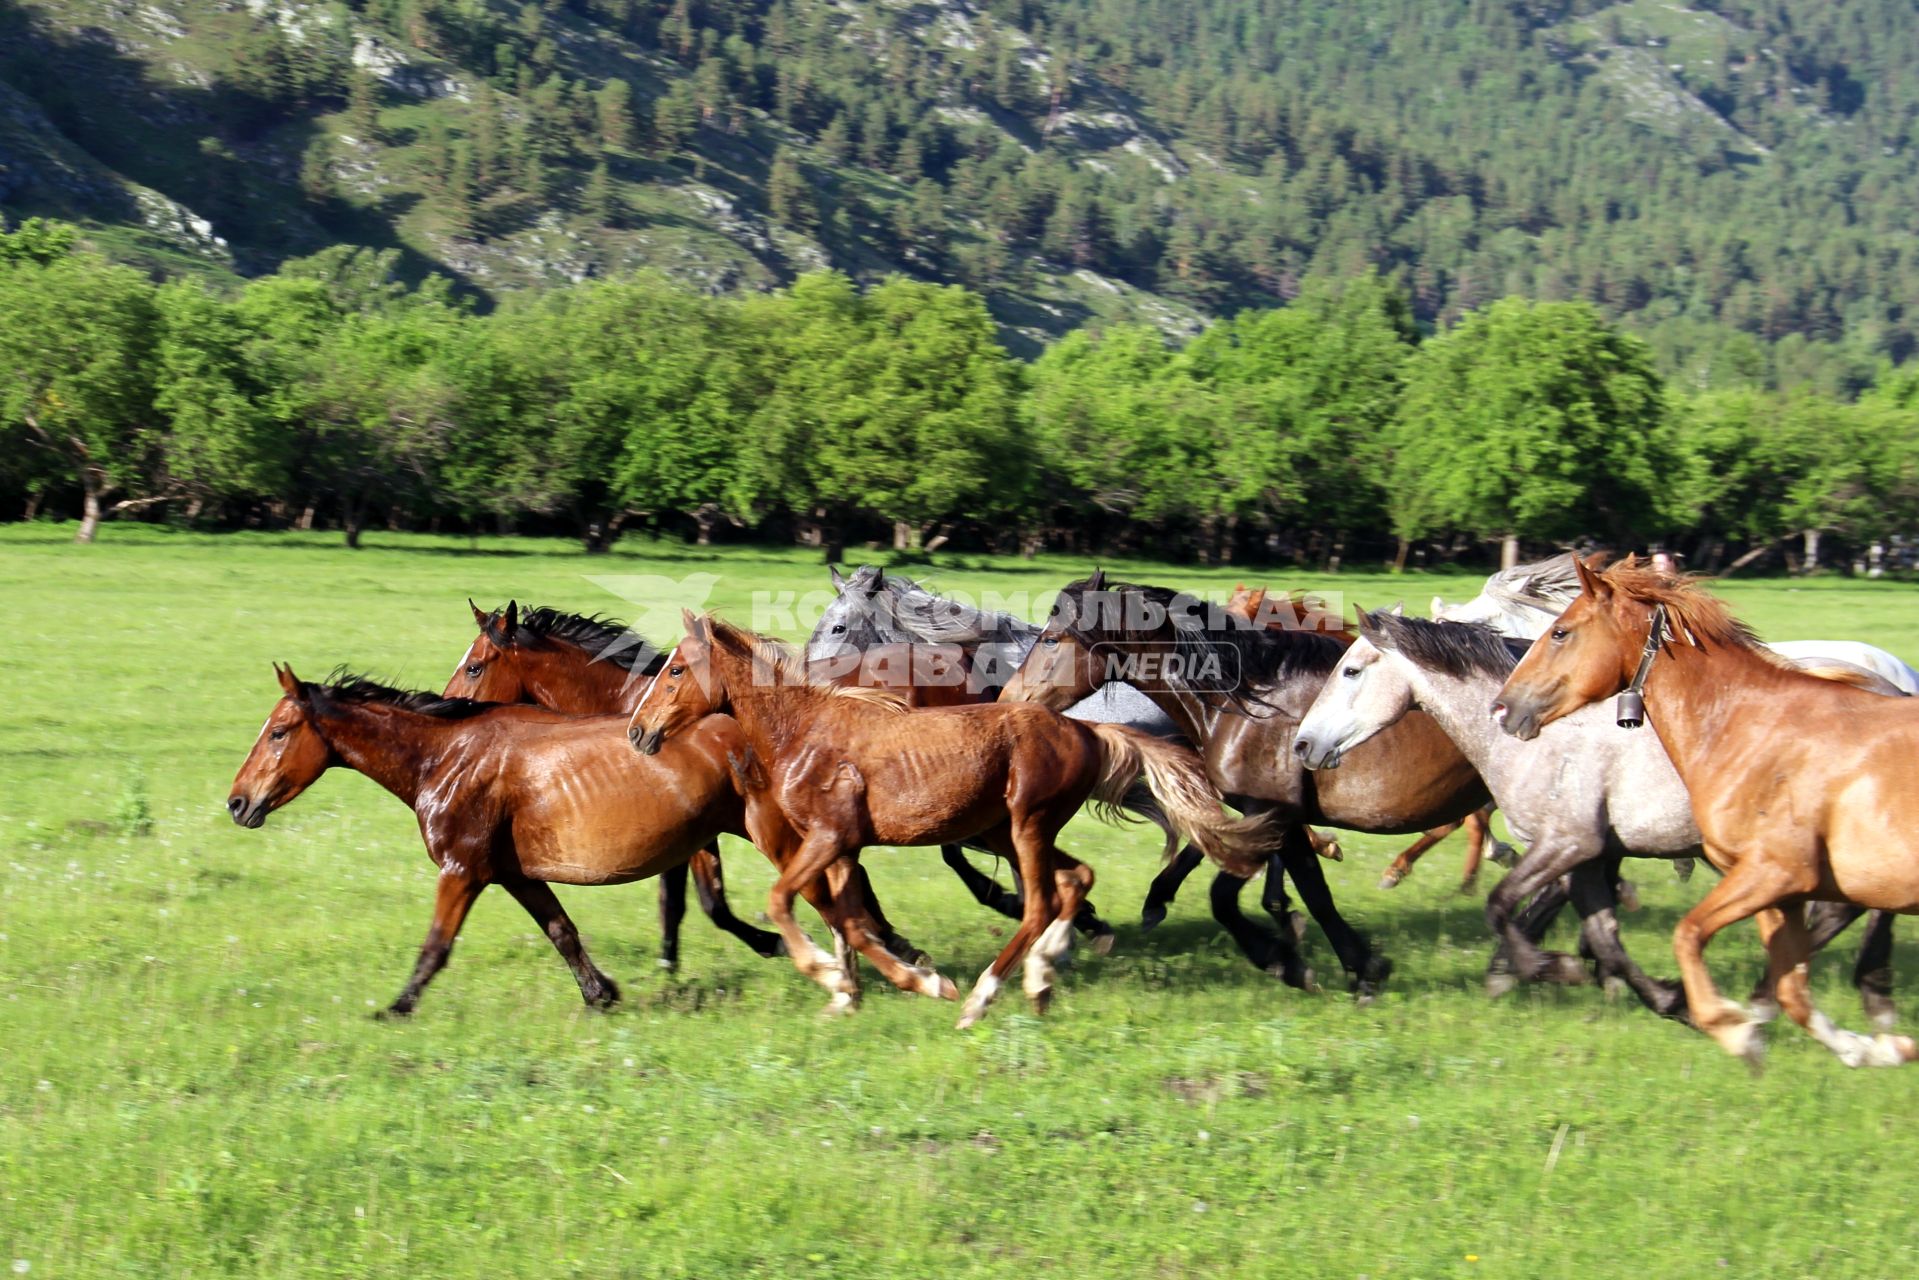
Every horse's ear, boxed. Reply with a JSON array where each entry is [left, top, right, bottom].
[[468, 597, 488, 626], [501, 600, 519, 632], [1389, 601, 1405, 616], [275, 663, 302, 699], [1353, 603, 1377, 635], [1574, 555, 1613, 603], [681, 609, 710, 645], [1088, 566, 1106, 593], [829, 564, 848, 593], [1431, 595, 1447, 617]]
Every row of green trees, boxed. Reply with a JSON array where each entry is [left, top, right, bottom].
[[4, 219, 1916, 568]]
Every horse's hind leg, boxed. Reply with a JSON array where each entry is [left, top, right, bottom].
[[1854, 910, 1895, 1030], [688, 844, 786, 961], [766, 832, 863, 1013], [657, 859, 688, 971], [1484, 846, 1593, 998], [1278, 824, 1391, 1000], [958, 817, 1057, 1028], [819, 859, 956, 1002], [1141, 844, 1205, 929], [502, 877, 621, 1009], [1753, 900, 1863, 1021], [944, 845, 1023, 919], [382, 868, 484, 1018], [1210, 870, 1315, 991], [1025, 849, 1094, 1014], [1761, 904, 1915, 1068], [1458, 809, 1491, 893], [1381, 822, 1458, 890]]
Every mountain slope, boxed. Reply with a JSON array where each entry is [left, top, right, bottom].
[[2, 0, 1915, 373]]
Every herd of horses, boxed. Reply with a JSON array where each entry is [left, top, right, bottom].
[[226, 553, 1919, 1066]]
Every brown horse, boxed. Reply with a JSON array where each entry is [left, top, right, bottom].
[[227, 667, 784, 1015], [627, 613, 1272, 1026], [1002, 573, 1490, 997], [445, 601, 785, 969], [1494, 556, 1919, 1067]]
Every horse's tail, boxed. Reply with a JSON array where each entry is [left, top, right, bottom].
[[1087, 723, 1276, 877]]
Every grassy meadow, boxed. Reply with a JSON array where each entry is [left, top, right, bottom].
[[5, 524, 1919, 1278]]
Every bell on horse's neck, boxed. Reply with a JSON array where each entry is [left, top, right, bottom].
[[1615, 688, 1646, 729]]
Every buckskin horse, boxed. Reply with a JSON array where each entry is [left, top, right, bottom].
[[1000, 572, 1490, 998], [627, 612, 1273, 1027], [1493, 557, 1919, 1067], [226, 667, 854, 1016]]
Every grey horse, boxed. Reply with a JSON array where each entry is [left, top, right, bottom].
[[1293, 610, 1897, 1025]]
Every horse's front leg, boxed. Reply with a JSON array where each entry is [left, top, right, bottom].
[[765, 830, 864, 1012], [656, 859, 688, 971], [503, 877, 621, 1009], [687, 843, 786, 960], [1208, 869, 1315, 990], [1141, 844, 1204, 928], [1483, 841, 1596, 998], [820, 859, 956, 1002], [1566, 858, 1687, 1021], [1276, 823, 1390, 1000], [381, 866, 485, 1018]]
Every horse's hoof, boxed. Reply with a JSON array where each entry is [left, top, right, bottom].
[[588, 982, 622, 1011], [1318, 839, 1343, 863], [1485, 971, 1518, 1000], [1028, 986, 1054, 1016], [1489, 840, 1519, 869], [1091, 929, 1117, 956], [1544, 953, 1592, 986], [373, 1004, 412, 1022], [934, 975, 959, 1001], [1378, 869, 1404, 890], [1876, 1034, 1918, 1064], [1289, 911, 1310, 947], [823, 990, 860, 1017], [1139, 904, 1168, 931], [1721, 1018, 1766, 1068], [955, 1002, 987, 1030], [656, 958, 678, 971], [1749, 994, 1781, 1025], [1603, 975, 1630, 1003], [1672, 857, 1695, 882], [1617, 879, 1642, 912], [1457, 875, 1479, 895], [1352, 955, 1393, 1003]]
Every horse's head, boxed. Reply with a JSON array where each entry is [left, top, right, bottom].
[[999, 569, 1115, 710], [628, 612, 725, 755], [1293, 610, 1411, 769], [1225, 583, 1265, 619], [1493, 557, 1635, 739], [445, 600, 530, 702], [808, 564, 892, 664], [228, 665, 334, 828]]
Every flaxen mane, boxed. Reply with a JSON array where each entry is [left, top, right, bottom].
[[703, 616, 911, 712]]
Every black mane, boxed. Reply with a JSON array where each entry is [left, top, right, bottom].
[[511, 606, 665, 675], [305, 671, 496, 720], [1055, 578, 1350, 707], [1363, 613, 1526, 680]]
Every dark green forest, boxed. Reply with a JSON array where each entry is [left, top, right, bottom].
[[4, 0, 1918, 387], [5, 1, 1919, 567]]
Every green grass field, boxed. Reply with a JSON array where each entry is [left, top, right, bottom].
[[6, 525, 1919, 1278]]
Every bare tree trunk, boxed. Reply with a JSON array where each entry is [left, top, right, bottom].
[[892, 520, 913, 551], [76, 473, 104, 544], [1800, 528, 1821, 575], [1392, 535, 1411, 573], [1325, 528, 1346, 573], [342, 495, 363, 549], [1500, 534, 1520, 571], [22, 491, 41, 521]]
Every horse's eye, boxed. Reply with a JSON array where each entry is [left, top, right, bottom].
[[465, 663, 483, 678], [269, 727, 287, 741], [831, 624, 846, 635], [669, 665, 685, 677], [1042, 634, 1059, 648], [1551, 628, 1569, 642], [1342, 666, 1361, 679]]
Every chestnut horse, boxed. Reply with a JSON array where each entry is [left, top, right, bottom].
[[228, 668, 775, 1015], [627, 613, 1273, 1026], [1002, 573, 1490, 997], [1494, 557, 1919, 1067], [445, 601, 785, 969]]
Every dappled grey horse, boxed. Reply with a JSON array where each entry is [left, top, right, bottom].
[[1294, 609, 1899, 1025], [807, 565, 1185, 942]]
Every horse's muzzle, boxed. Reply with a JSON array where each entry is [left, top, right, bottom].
[[629, 724, 664, 756], [1292, 735, 1341, 771], [1490, 699, 1542, 741], [227, 794, 269, 828]]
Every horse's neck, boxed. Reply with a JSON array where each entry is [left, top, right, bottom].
[[1397, 661, 1511, 771], [1117, 667, 1221, 744], [716, 657, 809, 756], [1642, 638, 1789, 782], [528, 650, 635, 715], [313, 705, 450, 808]]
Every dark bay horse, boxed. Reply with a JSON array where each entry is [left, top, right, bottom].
[[1494, 557, 1919, 1067], [1001, 573, 1490, 997], [227, 668, 789, 1015], [446, 601, 784, 969], [628, 613, 1273, 1026]]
